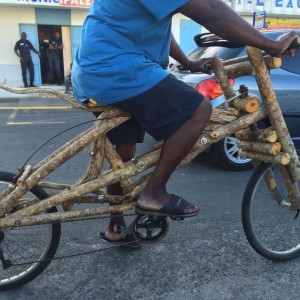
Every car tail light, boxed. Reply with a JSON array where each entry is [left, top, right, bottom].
[[194, 78, 235, 101]]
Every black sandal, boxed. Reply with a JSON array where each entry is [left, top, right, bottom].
[[99, 225, 142, 249], [135, 194, 199, 218]]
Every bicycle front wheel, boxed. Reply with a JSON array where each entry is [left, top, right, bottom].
[[0, 171, 61, 291], [242, 163, 300, 261]]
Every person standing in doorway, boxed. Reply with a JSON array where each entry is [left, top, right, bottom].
[[39, 34, 49, 84], [48, 31, 63, 84], [14, 32, 41, 88]]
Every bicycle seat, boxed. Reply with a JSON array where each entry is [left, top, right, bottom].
[[84, 98, 104, 108]]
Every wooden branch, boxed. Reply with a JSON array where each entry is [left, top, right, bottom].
[[223, 55, 281, 79], [0, 110, 130, 216], [2, 149, 161, 219], [210, 110, 239, 124], [246, 46, 300, 181], [15, 198, 39, 207], [0, 204, 132, 231], [104, 137, 134, 194], [32, 127, 93, 172], [232, 96, 260, 113], [213, 107, 241, 116], [0, 185, 15, 202], [180, 108, 267, 166], [262, 168, 278, 201], [212, 53, 236, 100], [38, 182, 71, 190], [206, 108, 242, 131], [212, 54, 261, 114], [16, 165, 32, 186], [0, 83, 110, 112], [63, 119, 107, 211], [238, 150, 290, 165], [235, 127, 277, 143], [237, 140, 281, 155], [279, 166, 300, 209], [209, 108, 266, 139], [77, 136, 105, 184]]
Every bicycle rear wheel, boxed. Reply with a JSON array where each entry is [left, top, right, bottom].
[[0, 171, 61, 291], [242, 163, 300, 261]]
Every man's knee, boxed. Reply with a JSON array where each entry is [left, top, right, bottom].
[[116, 144, 136, 162], [196, 98, 212, 121]]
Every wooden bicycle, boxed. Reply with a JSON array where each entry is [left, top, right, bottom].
[[0, 45, 300, 290]]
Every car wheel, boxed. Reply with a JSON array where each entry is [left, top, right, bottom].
[[212, 136, 253, 171]]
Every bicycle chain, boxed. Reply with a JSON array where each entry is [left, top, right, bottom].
[[4, 213, 139, 267]]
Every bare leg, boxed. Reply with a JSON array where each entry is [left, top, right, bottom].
[[105, 143, 136, 241], [138, 99, 212, 214]]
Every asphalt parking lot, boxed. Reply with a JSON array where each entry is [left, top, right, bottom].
[[1, 96, 300, 300]]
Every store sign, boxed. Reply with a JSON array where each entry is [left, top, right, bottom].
[[223, 0, 300, 16], [0, 0, 93, 9], [265, 17, 300, 29]]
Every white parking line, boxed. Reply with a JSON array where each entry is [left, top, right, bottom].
[[5, 107, 68, 125], [0, 106, 71, 110]]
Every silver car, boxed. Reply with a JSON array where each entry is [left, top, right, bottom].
[[171, 29, 300, 171]]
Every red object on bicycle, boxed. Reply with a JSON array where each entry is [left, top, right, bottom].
[[194, 78, 235, 101]]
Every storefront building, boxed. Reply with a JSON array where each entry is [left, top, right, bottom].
[[0, 0, 91, 87], [0, 0, 299, 87]]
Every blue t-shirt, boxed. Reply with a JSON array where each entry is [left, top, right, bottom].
[[72, 0, 188, 104]]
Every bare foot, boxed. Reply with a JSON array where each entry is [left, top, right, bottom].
[[105, 230, 122, 241], [105, 216, 126, 241]]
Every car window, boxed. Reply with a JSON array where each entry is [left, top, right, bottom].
[[281, 51, 300, 75], [192, 46, 244, 61]]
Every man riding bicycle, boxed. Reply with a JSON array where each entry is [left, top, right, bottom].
[[72, 0, 299, 245]]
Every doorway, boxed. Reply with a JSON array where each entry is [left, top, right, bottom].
[[37, 25, 65, 84]]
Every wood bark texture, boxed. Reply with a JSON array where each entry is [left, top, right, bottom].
[[246, 46, 300, 181]]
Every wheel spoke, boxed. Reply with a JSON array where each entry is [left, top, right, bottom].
[[0, 172, 60, 291], [242, 163, 300, 261]]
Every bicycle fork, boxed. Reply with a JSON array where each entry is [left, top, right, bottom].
[[246, 46, 300, 210]]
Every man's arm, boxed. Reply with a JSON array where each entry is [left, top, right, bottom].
[[170, 34, 212, 73], [29, 41, 41, 57], [14, 42, 23, 61], [56, 43, 63, 50], [179, 0, 299, 57], [49, 42, 63, 50]]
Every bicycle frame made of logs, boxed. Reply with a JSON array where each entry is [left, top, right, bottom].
[[0, 46, 300, 231]]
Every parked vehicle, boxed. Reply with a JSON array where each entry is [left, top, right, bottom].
[[171, 29, 300, 171]]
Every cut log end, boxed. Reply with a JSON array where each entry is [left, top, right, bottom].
[[239, 150, 290, 165], [245, 97, 260, 113], [210, 131, 220, 138]]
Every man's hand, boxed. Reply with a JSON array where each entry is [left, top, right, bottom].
[[188, 57, 213, 74], [274, 32, 300, 58]]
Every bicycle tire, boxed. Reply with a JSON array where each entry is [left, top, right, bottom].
[[0, 171, 61, 291], [242, 163, 300, 261]]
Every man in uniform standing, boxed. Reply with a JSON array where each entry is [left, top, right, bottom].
[[39, 34, 49, 84], [14, 32, 40, 87], [48, 31, 63, 84]]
